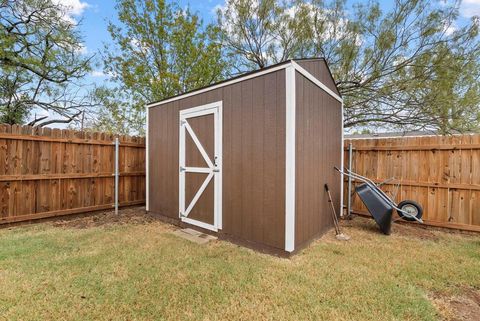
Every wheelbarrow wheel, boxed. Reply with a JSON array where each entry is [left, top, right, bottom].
[[397, 200, 423, 221]]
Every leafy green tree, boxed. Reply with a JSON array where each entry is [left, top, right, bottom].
[[0, 0, 93, 126], [95, 0, 227, 135], [218, 0, 480, 133], [85, 87, 144, 135], [421, 46, 480, 133], [218, 0, 312, 72]]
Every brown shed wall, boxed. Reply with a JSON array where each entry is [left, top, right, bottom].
[[294, 71, 343, 249], [148, 70, 286, 250], [296, 59, 340, 96]]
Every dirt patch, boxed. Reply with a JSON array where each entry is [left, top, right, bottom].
[[390, 220, 440, 241], [340, 215, 440, 241], [430, 287, 480, 321], [49, 206, 156, 229]]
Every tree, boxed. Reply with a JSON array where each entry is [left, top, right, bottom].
[[218, 0, 312, 73], [218, 0, 480, 133], [85, 87, 145, 135], [420, 46, 480, 133], [94, 0, 227, 135], [0, 0, 94, 126]]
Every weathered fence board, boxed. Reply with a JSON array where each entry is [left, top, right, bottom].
[[0, 124, 145, 224], [344, 134, 480, 232]]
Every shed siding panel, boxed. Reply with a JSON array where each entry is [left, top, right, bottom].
[[263, 72, 283, 246], [241, 79, 254, 242], [227, 81, 243, 238], [296, 60, 340, 96], [251, 76, 265, 242], [295, 71, 342, 248], [148, 69, 286, 249]]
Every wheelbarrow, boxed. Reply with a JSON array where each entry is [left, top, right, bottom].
[[335, 167, 423, 234]]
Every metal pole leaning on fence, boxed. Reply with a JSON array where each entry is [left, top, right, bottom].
[[114, 137, 119, 215]]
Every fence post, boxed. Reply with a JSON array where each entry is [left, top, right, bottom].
[[347, 142, 353, 217], [114, 137, 119, 215]]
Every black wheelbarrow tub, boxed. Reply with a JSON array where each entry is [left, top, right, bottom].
[[356, 183, 393, 235]]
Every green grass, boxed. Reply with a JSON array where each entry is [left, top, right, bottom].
[[0, 212, 479, 321]]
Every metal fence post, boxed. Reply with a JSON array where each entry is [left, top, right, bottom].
[[347, 142, 353, 217], [114, 137, 119, 215]]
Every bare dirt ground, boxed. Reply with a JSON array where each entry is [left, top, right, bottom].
[[341, 214, 441, 241], [430, 287, 480, 321], [49, 206, 157, 229]]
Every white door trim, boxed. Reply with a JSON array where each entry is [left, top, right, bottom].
[[180, 102, 220, 116], [183, 172, 214, 217], [179, 101, 223, 232], [183, 120, 214, 168], [183, 167, 212, 173]]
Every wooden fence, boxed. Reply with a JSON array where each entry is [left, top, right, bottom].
[[3, 123, 479, 232], [0, 124, 145, 224], [344, 134, 480, 232]]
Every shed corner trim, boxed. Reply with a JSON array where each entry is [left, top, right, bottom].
[[145, 104, 150, 211], [340, 101, 344, 216], [285, 64, 296, 253]]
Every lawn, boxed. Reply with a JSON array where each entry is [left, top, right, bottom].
[[0, 207, 479, 321]]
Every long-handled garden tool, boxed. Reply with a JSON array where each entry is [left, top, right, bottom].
[[324, 184, 350, 241]]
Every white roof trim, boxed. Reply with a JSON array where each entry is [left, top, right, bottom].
[[147, 60, 342, 108], [291, 61, 343, 103], [147, 63, 289, 108]]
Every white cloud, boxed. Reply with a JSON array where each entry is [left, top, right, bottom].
[[77, 43, 88, 54], [129, 38, 150, 54], [52, 0, 89, 23], [90, 70, 106, 77], [444, 23, 457, 35], [210, 3, 225, 16], [60, 0, 89, 15], [460, 0, 480, 18]]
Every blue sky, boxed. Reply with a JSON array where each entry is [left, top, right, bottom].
[[69, 0, 225, 85], [64, 0, 480, 87]]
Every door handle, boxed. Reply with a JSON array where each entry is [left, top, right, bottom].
[[213, 168, 220, 173]]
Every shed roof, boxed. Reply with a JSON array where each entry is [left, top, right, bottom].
[[146, 58, 341, 108]]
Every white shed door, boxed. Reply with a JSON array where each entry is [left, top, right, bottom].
[[179, 101, 222, 231]]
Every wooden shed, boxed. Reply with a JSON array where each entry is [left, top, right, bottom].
[[146, 58, 343, 255]]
